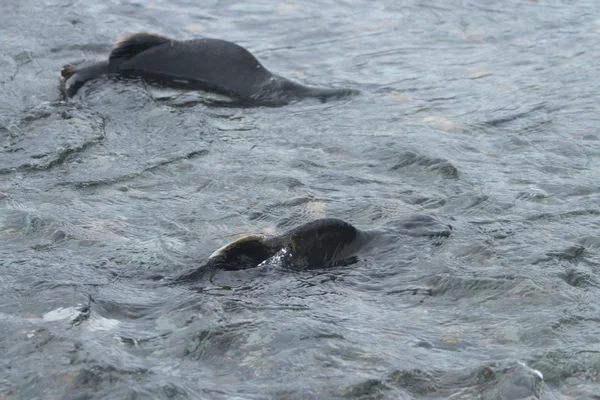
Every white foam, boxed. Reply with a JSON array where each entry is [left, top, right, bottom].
[[87, 315, 121, 332], [518, 361, 544, 380], [42, 306, 82, 322]]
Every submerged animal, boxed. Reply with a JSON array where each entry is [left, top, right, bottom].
[[174, 218, 368, 283], [60, 32, 359, 106], [168, 214, 453, 285]]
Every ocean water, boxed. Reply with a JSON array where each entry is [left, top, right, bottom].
[[1, 0, 600, 399]]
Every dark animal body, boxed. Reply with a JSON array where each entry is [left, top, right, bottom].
[[175, 218, 367, 283], [60, 33, 359, 106]]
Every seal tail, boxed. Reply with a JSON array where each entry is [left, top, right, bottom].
[[109, 32, 170, 66]]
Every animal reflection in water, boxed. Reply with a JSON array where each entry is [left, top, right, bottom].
[[60, 32, 359, 106], [174, 216, 452, 284]]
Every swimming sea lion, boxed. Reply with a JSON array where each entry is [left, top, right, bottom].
[[60, 32, 359, 106], [174, 218, 366, 283]]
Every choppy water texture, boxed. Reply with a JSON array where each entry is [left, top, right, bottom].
[[1, 0, 600, 399]]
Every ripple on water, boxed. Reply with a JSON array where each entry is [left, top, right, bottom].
[[0, 207, 70, 253], [427, 275, 522, 300], [0, 103, 105, 174], [2, 0, 600, 398], [343, 360, 545, 399], [368, 149, 460, 180], [0, 208, 52, 238]]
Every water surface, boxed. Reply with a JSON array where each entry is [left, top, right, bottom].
[[1, 0, 600, 399]]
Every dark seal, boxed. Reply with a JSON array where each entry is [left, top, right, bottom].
[[60, 32, 359, 106], [174, 218, 367, 283]]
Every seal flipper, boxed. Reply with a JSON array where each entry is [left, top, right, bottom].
[[60, 33, 169, 98], [61, 64, 78, 80], [109, 32, 170, 68], [60, 61, 109, 98]]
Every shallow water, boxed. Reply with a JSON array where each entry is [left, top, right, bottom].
[[2, 0, 600, 399]]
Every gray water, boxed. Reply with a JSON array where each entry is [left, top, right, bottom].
[[1, 0, 600, 399]]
